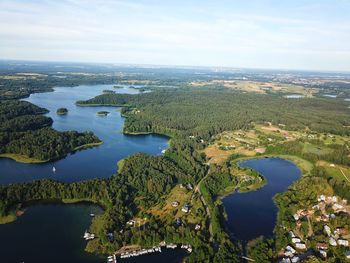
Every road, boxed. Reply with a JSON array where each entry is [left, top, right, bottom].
[[193, 165, 213, 242], [339, 168, 350, 183]]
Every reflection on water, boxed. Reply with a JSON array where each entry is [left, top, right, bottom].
[[0, 85, 168, 184], [223, 157, 300, 243]]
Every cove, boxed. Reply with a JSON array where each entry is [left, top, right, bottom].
[[222, 157, 301, 243], [0, 84, 169, 184], [0, 84, 186, 263], [0, 203, 187, 263], [0, 204, 104, 263]]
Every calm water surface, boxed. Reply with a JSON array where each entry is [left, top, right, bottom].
[[0, 85, 168, 184], [0, 85, 185, 263], [223, 157, 301, 243]]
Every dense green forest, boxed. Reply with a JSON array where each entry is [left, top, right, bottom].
[[1, 67, 349, 262], [0, 100, 101, 162], [1, 128, 100, 161], [77, 90, 350, 139], [0, 147, 240, 262], [0, 78, 102, 162]]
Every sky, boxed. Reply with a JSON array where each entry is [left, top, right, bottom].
[[0, 0, 350, 71]]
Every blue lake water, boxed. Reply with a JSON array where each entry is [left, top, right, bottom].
[[0, 86, 301, 262], [223, 157, 301, 243], [0, 85, 186, 263], [0, 85, 169, 184]]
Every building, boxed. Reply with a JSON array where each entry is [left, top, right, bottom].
[[280, 258, 291, 263], [338, 239, 349, 246], [318, 195, 326, 202], [181, 204, 190, 213], [175, 217, 181, 226], [346, 250, 350, 259], [329, 237, 337, 246], [292, 238, 301, 244], [319, 250, 327, 258], [127, 220, 135, 226], [284, 251, 294, 257], [333, 203, 344, 210], [295, 243, 306, 250], [335, 227, 347, 235], [291, 256, 300, 263], [285, 246, 296, 254], [316, 243, 328, 250]]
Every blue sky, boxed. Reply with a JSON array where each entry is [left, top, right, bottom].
[[0, 0, 349, 71]]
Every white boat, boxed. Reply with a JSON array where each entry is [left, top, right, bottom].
[[83, 231, 95, 240], [52, 166, 56, 173]]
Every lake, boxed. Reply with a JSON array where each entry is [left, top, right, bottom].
[[222, 157, 301, 243], [0, 85, 169, 184], [0, 203, 187, 263], [0, 85, 186, 263]]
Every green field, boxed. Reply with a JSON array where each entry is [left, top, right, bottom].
[[302, 142, 333, 155]]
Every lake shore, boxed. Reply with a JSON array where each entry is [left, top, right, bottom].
[[0, 141, 104, 164]]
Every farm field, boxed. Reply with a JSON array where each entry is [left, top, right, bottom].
[[190, 80, 318, 97]]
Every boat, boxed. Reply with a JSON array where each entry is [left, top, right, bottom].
[[107, 254, 117, 263], [52, 166, 56, 173], [90, 213, 95, 217], [83, 230, 95, 240]]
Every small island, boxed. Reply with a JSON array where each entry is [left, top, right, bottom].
[[103, 90, 116, 94], [96, 111, 110, 116], [113, 85, 123, 89], [56, 107, 68, 115]]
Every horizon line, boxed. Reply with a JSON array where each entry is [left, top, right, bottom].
[[1, 58, 350, 75]]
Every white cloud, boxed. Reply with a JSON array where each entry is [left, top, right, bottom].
[[0, 0, 349, 71]]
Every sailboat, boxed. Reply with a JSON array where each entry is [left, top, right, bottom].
[[52, 166, 56, 173]]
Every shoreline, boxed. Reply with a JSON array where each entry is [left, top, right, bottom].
[[0, 141, 103, 164], [0, 198, 105, 225], [0, 153, 49, 164]]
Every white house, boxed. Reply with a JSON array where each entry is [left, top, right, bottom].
[[324, 225, 331, 236], [181, 204, 190, 213], [338, 239, 349, 246], [329, 237, 337, 246], [319, 250, 327, 258], [291, 256, 300, 263], [317, 195, 326, 202], [318, 195, 326, 202], [292, 238, 301, 244], [286, 245, 296, 254]]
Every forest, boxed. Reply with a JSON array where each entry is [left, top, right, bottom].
[[77, 90, 350, 139], [0, 100, 101, 162], [0, 72, 104, 163], [1, 67, 350, 262], [0, 142, 240, 262]]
